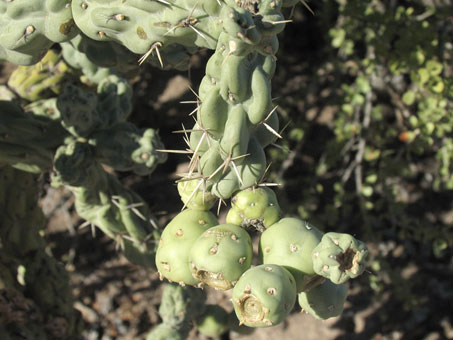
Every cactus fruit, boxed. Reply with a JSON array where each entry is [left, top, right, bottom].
[[232, 264, 297, 328], [312, 232, 369, 284], [189, 224, 253, 290], [298, 279, 348, 320], [226, 187, 281, 231], [196, 305, 230, 338], [259, 218, 323, 291], [156, 209, 218, 286], [177, 179, 217, 211]]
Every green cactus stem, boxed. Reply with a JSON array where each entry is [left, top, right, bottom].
[[0, 0, 78, 65], [52, 140, 160, 267], [146, 284, 207, 340]]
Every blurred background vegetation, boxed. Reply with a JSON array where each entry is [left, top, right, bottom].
[[269, 0, 453, 338]]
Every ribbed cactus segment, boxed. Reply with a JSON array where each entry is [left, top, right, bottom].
[[96, 74, 133, 124], [156, 209, 218, 286], [179, 0, 285, 199], [89, 123, 167, 175], [147, 284, 207, 340], [232, 264, 297, 328], [71, 0, 221, 56], [0, 166, 83, 339], [0, 0, 78, 65], [60, 36, 113, 83], [259, 218, 323, 291], [196, 305, 230, 338], [52, 140, 160, 267], [7, 49, 75, 101], [298, 279, 348, 320], [312, 232, 369, 284], [226, 187, 281, 231], [189, 224, 253, 290], [56, 74, 133, 137], [61, 33, 138, 70], [0, 100, 58, 173]]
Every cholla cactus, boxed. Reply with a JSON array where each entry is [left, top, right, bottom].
[[0, 0, 371, 338]]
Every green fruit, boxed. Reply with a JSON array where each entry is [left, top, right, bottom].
[[156, 210, 218, 286], [312, 232, 369, 284], [196, 305, 230, 338], [259, 218, 323, 291], [298, 279, 347, 320], [177, 179, 216, 211], [189, 224, 253, 290], [226, 187, 281, 231], [232, 264, 297, 327]]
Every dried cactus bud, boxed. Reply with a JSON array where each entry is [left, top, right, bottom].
[[226, 187, 281, 231], [189, 224, 252, 290], [232, 264, 297, 327], [298, 279, 347, 320], [312, 232, 368, 284], [259, 218, 323, 291], [196, 305, 230, 338]]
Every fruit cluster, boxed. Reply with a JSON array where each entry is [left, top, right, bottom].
[[156, 186, 369, 327]]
